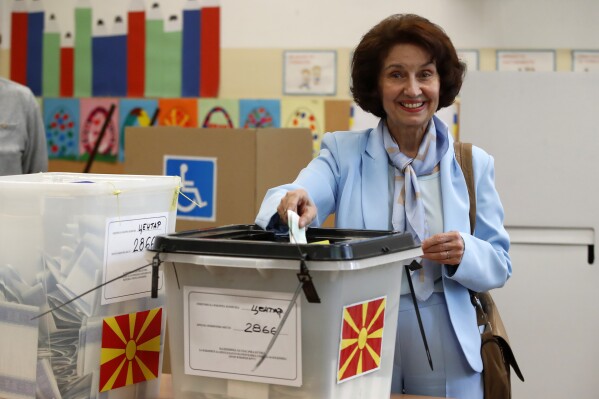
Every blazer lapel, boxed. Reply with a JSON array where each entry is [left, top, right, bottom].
[[361, 122, 391, 230]]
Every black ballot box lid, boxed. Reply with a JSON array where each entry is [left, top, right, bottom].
[[150, 224, 418, 261]]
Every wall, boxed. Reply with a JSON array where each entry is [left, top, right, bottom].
[[0, 0, 597, 98]]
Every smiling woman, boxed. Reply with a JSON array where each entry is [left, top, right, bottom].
[[255, 14, 511, 399]]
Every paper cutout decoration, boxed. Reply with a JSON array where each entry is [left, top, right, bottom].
[[99, 307, 162, 392], [199, 99, 239, 128], [27, 2, 44, 96], [43, 14, 60, 97], [44, 98, 80, 159], [74, 0, 93, 97], [127, 0, 145, 97], [182, 1, 201, 97], [60, 32, 74, 97], [200, 4, 220, 97], [92, 17, 127, 97], [162, 15, 183, 98], [350, 102, 380, 131], [239, 99, 280, 128], [79, 98, 119, 162], [158, 98, 198, 127], [119, 98, 158, 161], [282, 98, 325, 157], [337, 296, 386, 383], [10, 0, 28, 86], [145, 3, 164, 98]]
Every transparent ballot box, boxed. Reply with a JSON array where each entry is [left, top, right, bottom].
[[0, 173, 180, 399], [149, 225, 422, 399]]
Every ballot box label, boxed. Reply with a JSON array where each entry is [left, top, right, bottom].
[[183, 286, 302, 386], [102, 212, 168, 305], [164, 155, 217, 221]]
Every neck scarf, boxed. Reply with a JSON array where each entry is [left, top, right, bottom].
[[383, 118, 449, 301]]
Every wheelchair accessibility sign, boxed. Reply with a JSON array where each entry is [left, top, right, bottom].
[[164, 155, 217, 221]]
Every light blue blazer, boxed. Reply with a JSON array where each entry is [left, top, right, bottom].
[[255, 117, 512, 372]]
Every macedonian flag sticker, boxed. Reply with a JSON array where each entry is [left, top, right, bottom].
[[337, 296, 386, 383], [99, 307, 163, 392]]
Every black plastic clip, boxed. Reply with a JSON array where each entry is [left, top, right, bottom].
[[407, 259, 423, 271], [297, 259, 320, 303], [151, 253, 161, 298]]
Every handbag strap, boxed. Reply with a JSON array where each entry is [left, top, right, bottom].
[[453, 142, 476, 235], [453, 142, 486, 325]]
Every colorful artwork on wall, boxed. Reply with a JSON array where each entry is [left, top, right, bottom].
[[239, 99, 280, 128], [43, 98, 80, 160], [198, 99, 239, 128], [118, 98, 159, 161], [281, 98, 325, 157], [79, 98, 119, 162], [158, 98, 198, 127]]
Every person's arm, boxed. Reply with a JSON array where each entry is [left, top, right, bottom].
[[22, 91, 47, 174], [255, 133, 340, 232], [444, 149, 512, 292]]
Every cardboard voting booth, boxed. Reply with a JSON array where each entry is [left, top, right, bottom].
[[149, 225, 422, 399], [0, 173, 179, 399], [124, 127, 313, 232]]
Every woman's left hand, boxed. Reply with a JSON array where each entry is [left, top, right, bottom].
[[421, 231, 465, 265]]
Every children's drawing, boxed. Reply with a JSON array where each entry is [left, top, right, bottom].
[[43, 98, 80, 160], [239, 99, 280, 128], [79, 98, 119, 162], [284, 51, 336, 95]]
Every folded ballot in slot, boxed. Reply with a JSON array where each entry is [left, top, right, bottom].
[[149, 224, 422, 399], [0, 173, 179, 399]]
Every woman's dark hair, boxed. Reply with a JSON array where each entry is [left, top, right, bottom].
[[351, 14, 466, 118]]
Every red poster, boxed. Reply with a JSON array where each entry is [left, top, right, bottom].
[[60, 46, 74, 97], [200, 6, 220, 97], [10, 12, 28, 85], [127, 10, 145, 97]]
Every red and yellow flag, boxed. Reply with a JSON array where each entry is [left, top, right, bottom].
[[337, 297, 386, 383], [99, 307, 163, 392]]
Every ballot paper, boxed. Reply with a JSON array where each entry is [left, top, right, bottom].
[[287, 210, 307, 244]]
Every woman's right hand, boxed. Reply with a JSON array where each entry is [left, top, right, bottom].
[[276, 189, 317, 228]]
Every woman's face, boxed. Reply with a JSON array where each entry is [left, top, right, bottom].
[[378, 43, 440, 134]]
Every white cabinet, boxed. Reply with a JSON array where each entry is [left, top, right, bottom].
[[492, 243, 599, 398]]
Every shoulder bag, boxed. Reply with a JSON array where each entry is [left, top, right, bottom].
[[454, 142, 524, 399]]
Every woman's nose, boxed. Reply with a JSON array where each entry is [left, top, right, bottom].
[[404, 77, 422, 97]]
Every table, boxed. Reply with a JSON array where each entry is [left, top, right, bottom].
[[158, 374, 447, 399]]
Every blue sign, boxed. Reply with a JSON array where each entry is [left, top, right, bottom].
[[164, 156, 217, 221]]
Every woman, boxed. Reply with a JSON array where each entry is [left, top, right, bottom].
[[256, 14, 511, 399]]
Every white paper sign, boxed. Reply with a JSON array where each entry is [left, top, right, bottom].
[[101, 213, 168, 305], [497, 50, 555, 72], [573, 50, 599, 72], [184, 286, 302, 386]]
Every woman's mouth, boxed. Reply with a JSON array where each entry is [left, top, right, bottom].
[[399, 101, 425, 109]]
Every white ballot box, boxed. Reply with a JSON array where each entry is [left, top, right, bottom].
[[0, 173, 179, 399], [149, 225, 422, 399]]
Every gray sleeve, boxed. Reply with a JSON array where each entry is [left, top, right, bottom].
[[22, 93, 48, 173]]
